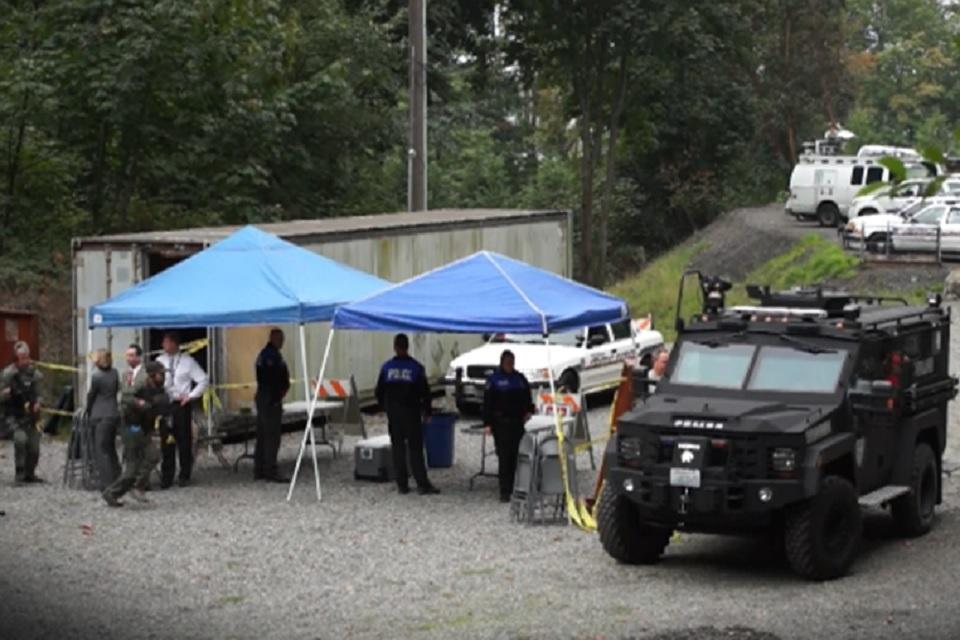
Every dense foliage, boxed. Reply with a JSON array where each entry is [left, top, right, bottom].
[[1, 0, 958, 287]]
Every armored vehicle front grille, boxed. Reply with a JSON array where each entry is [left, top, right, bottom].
[[618, 431, 766, 479]]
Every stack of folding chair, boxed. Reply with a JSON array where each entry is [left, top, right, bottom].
[[509, 428, 578, 525], [62, 410, 99, 490]]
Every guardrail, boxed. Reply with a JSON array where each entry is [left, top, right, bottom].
[[843, 222, 944, 265]]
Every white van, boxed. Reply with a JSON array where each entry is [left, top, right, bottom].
[[786, 154, 937, 227]]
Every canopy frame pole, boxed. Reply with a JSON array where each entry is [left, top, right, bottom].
[[287, 328, 334, 502], [297, 324, 310, 402], [85, 328, 93, 393], [544, 330, 573, 526], [206, 326, 214, 455]]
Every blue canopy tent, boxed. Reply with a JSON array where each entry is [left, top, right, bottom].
[[89, 225, 389, 328], [88, 225, 389, 499], [287, 251, 629, 503]]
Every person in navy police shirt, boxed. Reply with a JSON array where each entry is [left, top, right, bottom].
[[375, 333, 439, 495], [483, 350, 535, 502]]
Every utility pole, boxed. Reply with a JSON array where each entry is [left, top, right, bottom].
[[407, 0, 427, 212]]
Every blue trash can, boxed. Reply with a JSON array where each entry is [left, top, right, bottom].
[[423, 412, 457, 468]]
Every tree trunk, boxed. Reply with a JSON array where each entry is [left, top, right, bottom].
[[597, 53, 629, 288], [90, 120, 110, 230], [578, 109, 595, 286], [1, 92, 30, 255]]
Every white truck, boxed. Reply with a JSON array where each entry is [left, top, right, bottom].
[[842, 197, 960, 251], [847, 177, 960, 218], [443, 318, 664, 412], [785, 144, 939, 227]]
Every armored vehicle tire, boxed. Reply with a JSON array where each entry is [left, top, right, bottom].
[[817, 202, 840, 227], [597, 482, 672, 564], [891, 442, 938, 537], [558, 369, 580, 393], [784, 475, 862, 580]]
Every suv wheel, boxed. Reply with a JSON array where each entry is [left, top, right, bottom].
[[784, 475, 862, 580], [817, 202, 840, 227], [597, 482, 672, 564], [558, 369, 580, 393], [891, 442, 938, 537]]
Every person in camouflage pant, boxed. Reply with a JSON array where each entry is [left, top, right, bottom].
[[102, 361, 171, 507], [0, 341, 43, 484]]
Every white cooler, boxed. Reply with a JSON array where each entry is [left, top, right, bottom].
[[354, 435, 394, 482]]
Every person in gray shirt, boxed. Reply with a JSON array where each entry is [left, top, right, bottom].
[[86, 349, 121, 490]]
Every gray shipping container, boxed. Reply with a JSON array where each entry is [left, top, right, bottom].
[[72, 208, 571, 410]]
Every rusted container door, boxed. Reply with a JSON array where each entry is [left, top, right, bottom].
[[0, 310, 39, 365]]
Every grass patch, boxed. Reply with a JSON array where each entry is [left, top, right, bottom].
[[609, 242, 707, 343], [743, 234, 858, 291], [610, 234, 865, 342]]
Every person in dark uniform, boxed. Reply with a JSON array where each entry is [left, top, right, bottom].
[[483, 350, 535, 502], [375, 334, 439, 496], [254, 328, 290, 482]]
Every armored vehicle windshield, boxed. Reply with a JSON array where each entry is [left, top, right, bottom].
[[671, 341, 847, 394]]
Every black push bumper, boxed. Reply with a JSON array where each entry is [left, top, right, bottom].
[[605, 465, 811, 531]]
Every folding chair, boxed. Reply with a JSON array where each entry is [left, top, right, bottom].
[[536, 391, 595, 469], [63, 410, 98, 490], [317, 376, 366, 455], [510, 431, 539, 523]]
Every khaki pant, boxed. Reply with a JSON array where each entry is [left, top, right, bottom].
[[8, 417, 40, 479], [104, 426, 159, 500]]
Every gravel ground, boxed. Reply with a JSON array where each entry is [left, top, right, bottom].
[[2, 294, 960, 640]]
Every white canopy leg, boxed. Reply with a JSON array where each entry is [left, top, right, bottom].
[[206, 327, 214, 455], [544, 333, 573, 525], [298, 324, 310, 401], [85, 328, 94, 397], [287, 328, 335, 502]]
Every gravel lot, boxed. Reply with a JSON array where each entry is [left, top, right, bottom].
[[2, 307, 960, 640]]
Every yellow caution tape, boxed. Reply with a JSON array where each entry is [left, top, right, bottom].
[[33, 339, 212, 375], [40, 408, 75, 418], [34, 361, 81, 373]]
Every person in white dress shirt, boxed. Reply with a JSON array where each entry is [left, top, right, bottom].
[[155, 331, 208, 488]]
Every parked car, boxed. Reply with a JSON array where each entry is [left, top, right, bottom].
[[848, 177, 960, 218], [842, 198, 960, 251], [891, 205, 960, 253], [443, 318, 664, 412]]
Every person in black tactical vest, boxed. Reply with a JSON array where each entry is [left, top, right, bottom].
[[254, 328, 290, 482], [1, 341, 43, 484], [482, 350, 535, 502], [375, 333, 439, 495]]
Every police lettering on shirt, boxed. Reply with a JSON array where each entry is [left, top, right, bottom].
[[386, 366, 415, 382], [376, 356, 430, 413]]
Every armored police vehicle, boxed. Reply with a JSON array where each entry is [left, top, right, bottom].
[[598, 272, 957, 580]]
